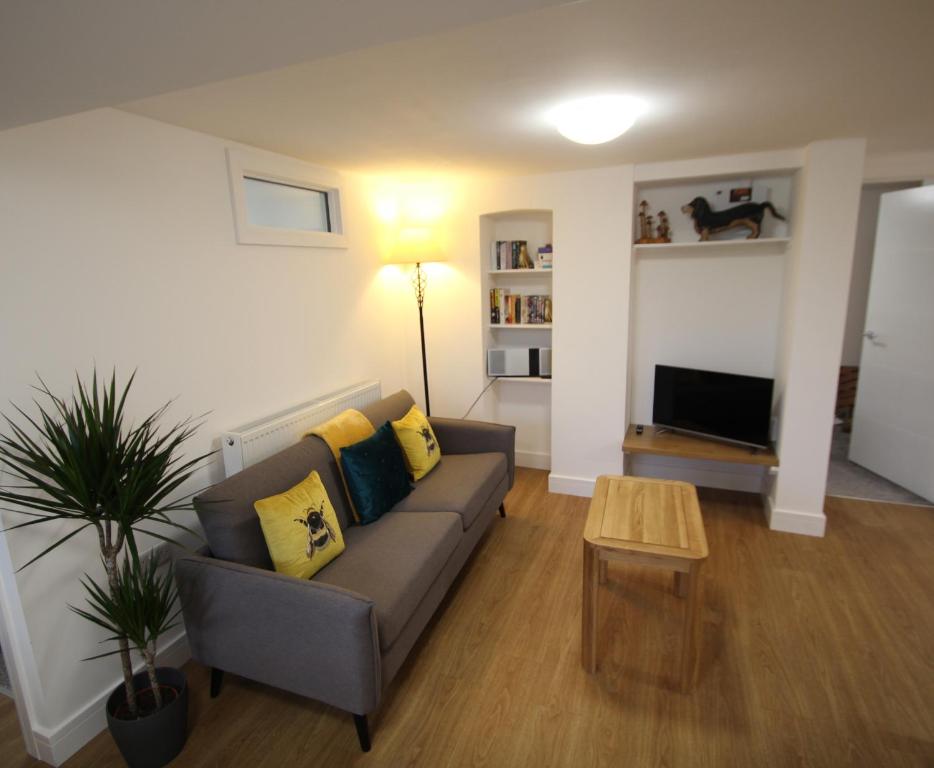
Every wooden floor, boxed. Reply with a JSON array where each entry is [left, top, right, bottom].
[[4, 469, 933, 766]]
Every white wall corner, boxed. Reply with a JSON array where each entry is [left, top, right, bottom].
[[515, 450, 551, 470], [32, 630, 191, 767], [548, 473, 595, 497], [764, 494, 827, 537]]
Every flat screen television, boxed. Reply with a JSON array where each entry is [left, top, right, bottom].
[[652, 365, 774, 449]]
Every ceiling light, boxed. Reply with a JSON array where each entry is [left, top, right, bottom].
[[547, 95, 647, 145]]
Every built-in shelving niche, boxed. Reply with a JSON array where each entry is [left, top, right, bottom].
[[479, 209, 553, 469], [626, 170, 796, 492], [633, 173, 794, 250]]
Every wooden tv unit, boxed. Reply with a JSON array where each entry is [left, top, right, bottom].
[[622, 425, 779, 468]]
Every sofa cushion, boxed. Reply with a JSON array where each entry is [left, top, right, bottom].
[[312, 511, 461, 651], [391, 452, 507, 530], [254, 470, 346, 579], [391, 405, 441, 481], [195, 436, 353, 569], [340, 422, 412, 525]]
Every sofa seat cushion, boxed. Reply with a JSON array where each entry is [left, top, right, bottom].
[[391, 452, 507, 530], [312, 511, 461, 651]]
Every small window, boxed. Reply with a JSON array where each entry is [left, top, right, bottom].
[[226, 148, 347, 248], [243, 177, 331, 232]]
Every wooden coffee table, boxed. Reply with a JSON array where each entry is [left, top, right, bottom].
[[582, 475, 708, 691]]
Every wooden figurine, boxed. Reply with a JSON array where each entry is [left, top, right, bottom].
[[681, 196, 786, 241], [656, 211, 671, 242], [636, 200, 672, 244], [636, 200, 651, 243]]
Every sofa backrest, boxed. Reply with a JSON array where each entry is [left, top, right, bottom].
[[356, 389, 415, 430], [194, 389, 416, 569]]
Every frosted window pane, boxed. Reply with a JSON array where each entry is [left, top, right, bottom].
[[244, 177, 330, 232]]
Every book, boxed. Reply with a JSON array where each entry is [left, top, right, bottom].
[[537, 244, 553, 270]]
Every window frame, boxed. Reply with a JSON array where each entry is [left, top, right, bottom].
[[226, 147, 348, 249]]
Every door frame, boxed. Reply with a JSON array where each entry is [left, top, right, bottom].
[[0, 514, 42, 759]]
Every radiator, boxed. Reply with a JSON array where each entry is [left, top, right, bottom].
[[221, 380, 382, 477]]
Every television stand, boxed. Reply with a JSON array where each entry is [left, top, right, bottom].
[[622, 425, 779, 468]]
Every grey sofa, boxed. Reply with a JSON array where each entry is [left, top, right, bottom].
[[175, 390, 515, 751]]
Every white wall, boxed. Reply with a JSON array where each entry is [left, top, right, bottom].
[[769, 139, 866, 535], [0, 108, 408, 762], [863, 150, 934, 183], [379, 167, 634, 496], [841, 182, 918, 366]]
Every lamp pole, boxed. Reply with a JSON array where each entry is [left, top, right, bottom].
[[413, 261, 431, 416]]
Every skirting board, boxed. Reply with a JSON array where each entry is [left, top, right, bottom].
[[516, 450, 550, 470], [764, 495, 827, 537], [32, 629, 191, 766], [548, 474, 595, 497]]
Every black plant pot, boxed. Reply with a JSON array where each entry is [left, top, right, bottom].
[[106, 667, 188, 768]]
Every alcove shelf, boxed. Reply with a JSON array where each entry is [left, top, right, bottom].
[[495, 376, 552, 384], [488, 269, 553, 277], [633, 237, 791, 254], [623, 425, 778, 467], [488, 323, 553, 330]]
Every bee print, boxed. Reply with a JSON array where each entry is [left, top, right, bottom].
[[293, 501, 337, 558], [420, 426, 436, 455]]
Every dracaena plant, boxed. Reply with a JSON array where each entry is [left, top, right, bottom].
[[74, 553, 181, 711], [0, 370, 212, 717]]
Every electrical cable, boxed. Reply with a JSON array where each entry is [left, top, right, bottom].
[[462, 377, 497, 419]]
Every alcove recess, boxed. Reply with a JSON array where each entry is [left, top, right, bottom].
[[479, 209, 553, 469], [627, 171, 795, 493]]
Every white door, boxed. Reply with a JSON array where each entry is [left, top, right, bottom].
[[849, 186, 934, 502]]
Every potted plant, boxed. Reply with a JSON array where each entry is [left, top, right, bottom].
[[0, 371, 212, 767]]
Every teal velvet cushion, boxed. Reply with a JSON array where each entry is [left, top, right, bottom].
[[340, 421, 411, 525]]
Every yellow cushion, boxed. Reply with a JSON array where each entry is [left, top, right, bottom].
[[254, 471, 345, 579], [306, 408, 375, 460], [306, 408, 375, 523], [391, 405, 441, 481]]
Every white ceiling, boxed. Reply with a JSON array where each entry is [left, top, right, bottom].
[[7, 1, 934, 175], [0, 0, 564, 131]]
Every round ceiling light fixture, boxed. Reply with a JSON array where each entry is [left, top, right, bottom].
[[547, 95, 647, 145]]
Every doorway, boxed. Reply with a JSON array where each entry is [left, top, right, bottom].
[[827, 181, 933, 506], [0, 638, 10, 697]]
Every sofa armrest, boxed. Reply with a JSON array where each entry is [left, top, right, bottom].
[[176, 552, 381, 714], [429, 417, 516, 488]]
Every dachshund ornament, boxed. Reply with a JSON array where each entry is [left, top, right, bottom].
[[681, 196, 785, 241]]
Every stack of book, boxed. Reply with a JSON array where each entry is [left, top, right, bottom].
[[536, 244, 553, 269], [489, 289, 553, 325], [491, 240, 536, 270]]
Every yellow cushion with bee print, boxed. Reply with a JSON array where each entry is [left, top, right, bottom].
[[254, 470, 345, 579], [390, 405, 442, 481]]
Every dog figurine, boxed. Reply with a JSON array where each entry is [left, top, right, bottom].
[[681, 196, 785, 240]]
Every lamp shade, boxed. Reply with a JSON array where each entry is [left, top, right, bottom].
[[388, 226, 445, 264]]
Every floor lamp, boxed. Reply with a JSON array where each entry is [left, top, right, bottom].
[[390, 227, 445, 416]]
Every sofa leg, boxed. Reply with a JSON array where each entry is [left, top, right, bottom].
[[353, 713, 371, 752], [210, 668, 224, 699], [499, 502, 506, 518]]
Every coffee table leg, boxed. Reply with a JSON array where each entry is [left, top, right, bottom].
[[674, 570, 689, 597], [582, 541, 599, 673], [680, 561, 704, 692]]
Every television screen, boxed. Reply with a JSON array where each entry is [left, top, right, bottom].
[[652, 365, 774, 449]]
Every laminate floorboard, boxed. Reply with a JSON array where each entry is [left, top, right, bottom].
[[2, 469, 932, 766]]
